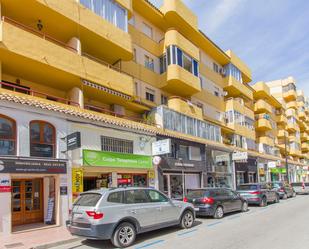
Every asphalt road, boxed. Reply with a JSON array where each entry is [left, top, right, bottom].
[[54, 195, 309, 249]]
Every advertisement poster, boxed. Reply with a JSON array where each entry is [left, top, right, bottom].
[[72, 168, 83, 201], [0, 177, 11, 193]]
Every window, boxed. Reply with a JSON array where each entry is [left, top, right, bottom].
[[213, 63, 219, 73], [146, 190, 168, 202], [189, 146, 202, 161], [178, 145, 189, 160], [166, 46, 199, 77], [224, 63, 243, 83], [107, 191, 124, 203], [124, 189, 149, 204], [236, 172, 245, 186], [133, 48, 137, 62], [146, 88, 155, 102], [159, 54, 167, 74], [144, 55, 154, 71], [80, 0, 128, 31], [161, 94, 168, 105], [74, 193, 102, 206], [101, 136, 133, 154], [248, 173, 256, 183], [142, 22, 153, 38], [134, 82, 139, 96], [30, 121, 55, 158], [128, 15, 135, 26], [196, 102, 204, 113], [0, 115, 16, 155]]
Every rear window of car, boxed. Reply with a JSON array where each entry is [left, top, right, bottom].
[[74, 193, 102, 206], [237, 185, 258, 190], [107, 191, 124, 203], [291, 183, 309, 187], [186, 190, 210, 198], [272, 182, 283, 188]]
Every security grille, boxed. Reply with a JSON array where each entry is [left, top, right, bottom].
[[101, 136, 133, 154]]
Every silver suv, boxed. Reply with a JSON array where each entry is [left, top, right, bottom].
[[67, 187, 195, 248]]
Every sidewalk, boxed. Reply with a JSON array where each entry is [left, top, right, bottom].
[[1, 226, 79, 249]]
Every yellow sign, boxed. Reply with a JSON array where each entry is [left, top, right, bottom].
[[72, 168, 83, 201], [259, 168, 265, 176], [148, 170, 155, 179]]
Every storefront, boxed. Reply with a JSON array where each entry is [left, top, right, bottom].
[[270, 167, 286, 181], [0, 157, 67, 232], [156, 137, 206, 200], [205, 148, 233, 189], [73, 150, 154, 196], [234, 153, 258, 186]]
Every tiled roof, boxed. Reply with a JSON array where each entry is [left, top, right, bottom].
[[0, 89, 305, 167]]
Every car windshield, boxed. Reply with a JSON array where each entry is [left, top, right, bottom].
[[237, 185, 258, 190], [74, 193, 102, 206], [186, 190, 210, 198]]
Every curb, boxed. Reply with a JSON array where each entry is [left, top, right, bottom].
[[32, 237, 82, 249]]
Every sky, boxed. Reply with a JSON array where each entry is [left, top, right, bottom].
[[149, 0, 309, 95]]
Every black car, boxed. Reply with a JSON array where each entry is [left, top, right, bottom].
[[184, 188, 248, 219]]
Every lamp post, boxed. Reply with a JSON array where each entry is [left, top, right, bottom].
[[284, 133, 289, 183]]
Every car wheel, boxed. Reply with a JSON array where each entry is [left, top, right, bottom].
[[214, 206, 224, 219], [274, 194, 280, 203], [259, 196, 267, 207], [283, 193, 288, 199], [180, 210, 194, 229], [111, 222, 136, 248], [241, 201, 248, 212]]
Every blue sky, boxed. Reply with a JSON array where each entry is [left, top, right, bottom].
[[150, 0, 309, 95]]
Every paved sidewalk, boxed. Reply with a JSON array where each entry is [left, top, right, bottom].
[[0, 226, 79, 249]]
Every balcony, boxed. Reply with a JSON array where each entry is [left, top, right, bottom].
[[283, 89, 297, 101], [160, 0, 198, 31], [159, 64, 201, 97], [277, 129, 288, 138], [298, 110, 306, 120], [286, 123, 298, 132], [195, 90, 225, 112], [290, 148, 301, 157], [258, 137, 274, 147], [254, 99, 272, 114], [252, 81, 270, 99], [167, 97, 203, 120], [227, 123, 256, 140], [302, 143, 309, 152], [286, 100, 297, 110], [1, 0, 133, 62], [225, 98, 254, 119], [0, 17, 134, 97], [301, 133, 309, 142], [286, 108, 297, 117], [275, 114, 287, 124], [223, 76, 253, 100], [164, 29, 199, 61], [256, 118, 272, 131]]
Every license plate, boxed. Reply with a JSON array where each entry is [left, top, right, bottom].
[[194, 207, 199, 211]]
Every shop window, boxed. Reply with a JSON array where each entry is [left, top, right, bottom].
[[30, 121, 55, 158], [248, 172, 256, 183], [101, 136, 133, 154], [0, 114, 16, 155], [237, 171, 245, 185]]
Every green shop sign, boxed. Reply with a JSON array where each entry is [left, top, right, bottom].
[[83, 150, 152, 169], [270, 168, 286, 174]]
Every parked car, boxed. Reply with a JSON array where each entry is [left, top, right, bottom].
[[67, 187, 195, 248], [291, 182, 309, 195], [183, 188, 248, 219], [236, 183, 279, 206], [270, 181, 296, 199]]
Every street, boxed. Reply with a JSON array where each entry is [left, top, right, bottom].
[[54, 195, 309, 249]]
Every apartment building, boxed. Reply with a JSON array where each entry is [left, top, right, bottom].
[[266, 77, 308, 182]]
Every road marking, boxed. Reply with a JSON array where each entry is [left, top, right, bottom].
[[207, 221, 222, 227], [177, 228, 198, 236], [135, 240, 165, 249]]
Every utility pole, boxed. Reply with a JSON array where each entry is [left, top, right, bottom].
[[284, 134, 289, 183]]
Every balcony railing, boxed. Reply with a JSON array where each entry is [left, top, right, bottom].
[[0, 81, 80, 107], [2, 16, 131, 77]]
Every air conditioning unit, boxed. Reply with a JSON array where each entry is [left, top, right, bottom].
[[112, 104, 125, 116], [219, 68, 226, 76]]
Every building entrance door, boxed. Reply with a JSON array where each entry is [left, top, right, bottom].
[[11, 179, 43, 226]]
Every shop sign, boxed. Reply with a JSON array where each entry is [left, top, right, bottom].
[[175, 162, 194, 167], [267, 161, 277, 168], [83, 150, 152, 169], [232, 152, 248, 161], [152, 139, 171, 156], [72, 168, 83, 200], [0, 158, 66, 174], [215, 154, 230, 163], [60, 186, 68, 195], [259, 168, 265, 176], [152, 156, 162, 165], [0, 177, 11, 193], [271, 168, 286, 174], [67, 132, 81, 151]]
